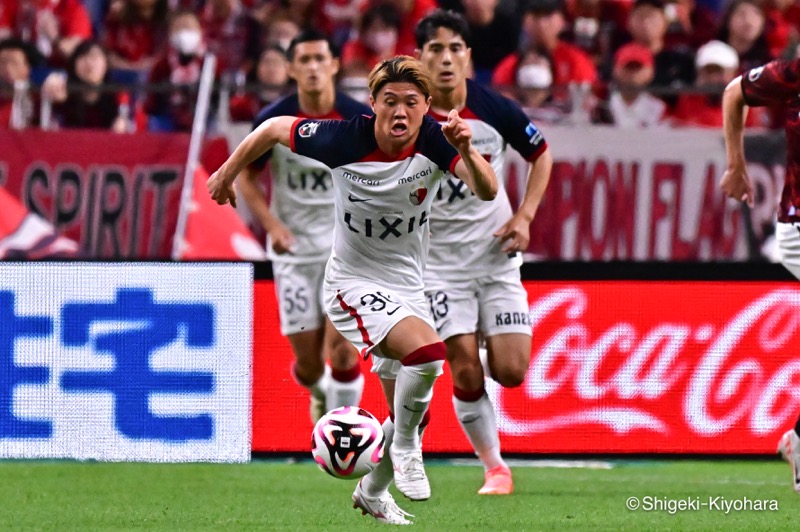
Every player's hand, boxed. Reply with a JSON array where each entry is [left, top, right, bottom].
[[720, 165, 754, 207], [441, 109, 472, 153], [494, 211, 532, 253], [207, 170, 238, 208], [268, 222, 296, 255]]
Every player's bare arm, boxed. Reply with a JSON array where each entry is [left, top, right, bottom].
[[720, 76, 754, 207], [207, 115, 297, 207], [444, 109, 498, 200], [236, 166, 296, 254], [494, 147, 553, 253]]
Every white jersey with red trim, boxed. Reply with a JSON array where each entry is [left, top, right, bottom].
[[425, 79, 548, 282], [290, 114, 461, 291], [249, 93, 371, 264]]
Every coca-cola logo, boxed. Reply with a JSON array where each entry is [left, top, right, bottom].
[[488, 286, 800, 440]]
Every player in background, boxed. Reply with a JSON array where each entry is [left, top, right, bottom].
[[236, 31, 369, 422], [720, 58, 800, 494], [208, 56, 498, 525], [419, 9, 552, 496]]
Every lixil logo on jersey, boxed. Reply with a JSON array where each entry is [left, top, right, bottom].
[[409, 187, 428, 205], [299, 122, 320, 138]]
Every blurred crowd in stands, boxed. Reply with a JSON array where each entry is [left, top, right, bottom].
[[0, 0, 795, 133]]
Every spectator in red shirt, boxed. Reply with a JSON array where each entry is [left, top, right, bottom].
[[102, 0, 168, 74], [145, 9, 216, 131], [670, 39, 768, 128], [0, 0, 92, 65], [228, 44, 290, 122], [763, 0, 800, 58], [369, 0, 437, 56], [493, 0, 598, 103], [201, 0, 261, 78], [341, 4, 400, 75]]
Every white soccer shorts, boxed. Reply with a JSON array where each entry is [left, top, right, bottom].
[[273, 260, 327, 336], [324, 279, 437, 380], [424, 268, 532, 342], [777, 222, 800, 280]]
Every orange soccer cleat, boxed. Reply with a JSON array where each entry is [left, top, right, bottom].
[[478, 465, 514, 495]]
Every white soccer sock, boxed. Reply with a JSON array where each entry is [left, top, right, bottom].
[[453, 393, 505, 471], [360, 417, 395, 497], [294, 363, 329, 401], [326, 373, 364, 409], [393, 360, 444, 450]]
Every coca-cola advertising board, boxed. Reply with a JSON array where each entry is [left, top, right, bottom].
[[252, 274, 800, 454]]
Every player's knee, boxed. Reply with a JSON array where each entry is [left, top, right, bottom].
[[401, 341, 446, 376], [491, 355, 529, 388], [449, 357, 485, 390], [328, 337, 358, 370]]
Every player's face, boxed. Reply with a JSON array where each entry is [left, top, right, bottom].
[[288, 40, 340, 95], [370, 82, 431, 147], [417, 28, 471, 91]]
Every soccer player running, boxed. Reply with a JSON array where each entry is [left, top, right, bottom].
[[236, 31, 369, 423], [208, 56, 498, 525], [417, 9, 552, 496], [720, 58, 800, 494]]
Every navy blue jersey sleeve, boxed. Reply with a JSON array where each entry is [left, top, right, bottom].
[[417, 115, 461, 174], [290, 117, 358, 168], [467, 80, 548, 162], [249, 95, 299, 170]]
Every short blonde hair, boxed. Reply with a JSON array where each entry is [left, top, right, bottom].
[[367, 55, 433, 100]]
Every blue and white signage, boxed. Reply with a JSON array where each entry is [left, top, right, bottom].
[[0, 263, 253, 462]]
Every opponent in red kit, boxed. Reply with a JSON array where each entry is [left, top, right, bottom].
[[720, 58, 800, 494]]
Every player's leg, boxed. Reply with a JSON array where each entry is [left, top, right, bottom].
[[775, 222, 800, 492], [323, 317, 364, 409], [275, 261, 328, 422], [286, 329, 328, 423], [379, 315, 445, 501]]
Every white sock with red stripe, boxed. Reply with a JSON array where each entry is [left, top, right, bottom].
[[453, 386, 505, 471], [393, 343, 445, 451]]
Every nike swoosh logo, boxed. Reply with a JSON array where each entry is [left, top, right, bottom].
[[403, 404, 426, 413], [348, 194, 371, 203], [387, 306, 400, 315], [435, 320, 450, 333]]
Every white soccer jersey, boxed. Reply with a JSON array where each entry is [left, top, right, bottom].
[[249, 93, 370, 264], [290, 114, 461, 291], [425, 80, 548, 282]]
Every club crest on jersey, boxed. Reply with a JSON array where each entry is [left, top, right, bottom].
[[298, 122, 320, 138], [409, 187, 428, 205]]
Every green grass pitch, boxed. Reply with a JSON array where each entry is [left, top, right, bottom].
[[0, 459, 795, 531]]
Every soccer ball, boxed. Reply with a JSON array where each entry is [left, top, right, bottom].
[[311, 406, 385, 479]]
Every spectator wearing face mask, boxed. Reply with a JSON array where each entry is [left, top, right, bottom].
[[145, 10, 218, 131], [341, 4, 400, 74], [514, 46, 571, 124], [596, 42, 667, 127]]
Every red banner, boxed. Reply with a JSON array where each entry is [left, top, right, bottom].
[[0, 129, 190, 258], [252, 279, 800, 454]]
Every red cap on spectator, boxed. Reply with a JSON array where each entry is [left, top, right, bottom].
[[614, 43, 654, 69]]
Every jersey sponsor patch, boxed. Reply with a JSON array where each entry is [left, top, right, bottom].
[[299, 122, 320, 138], [409, 187, 428, 205], [525, 122, 544, 145]]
